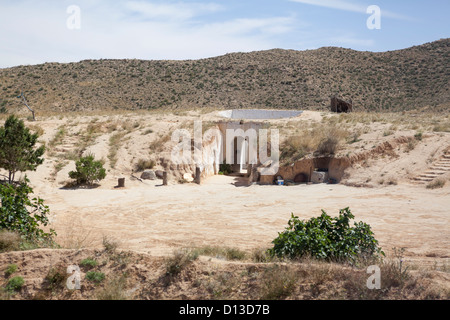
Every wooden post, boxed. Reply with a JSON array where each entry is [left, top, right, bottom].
[[163, 171, 168, 186], [247, 164, 253, 178], [118, 178, 125, 188], [195, 167, 201, 184]]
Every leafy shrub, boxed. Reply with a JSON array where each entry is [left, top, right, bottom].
[[5, 276, 24, 293], [268, 208, 384, 263], [219, 162, 232, 175], [414, 132, 423, 141], [69, 153, 106, 186], [80, 258, 98, 268], [86, 271, 105, 284], [5, 264, 18, 277], [0, 178, 56, 244]]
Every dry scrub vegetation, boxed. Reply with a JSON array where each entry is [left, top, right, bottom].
[[278, 108, 450, 169], [1, 240, 448, 300], [1, 39, 449, 114]]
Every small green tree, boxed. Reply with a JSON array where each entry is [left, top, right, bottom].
[[0, 177, 56, 244], [69, 154, 106, 186], [0, 115, 45, 183]]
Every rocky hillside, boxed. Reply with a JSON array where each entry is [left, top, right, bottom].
[[0, 39, 448, 114]]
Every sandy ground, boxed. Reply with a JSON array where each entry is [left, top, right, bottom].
[[1, 110, 449, 269], [40, 174, 449, 268]]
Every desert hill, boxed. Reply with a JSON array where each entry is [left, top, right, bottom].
[[0, 39, 448, 114]]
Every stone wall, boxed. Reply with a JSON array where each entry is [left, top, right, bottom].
[[258, 156, 351, 185]]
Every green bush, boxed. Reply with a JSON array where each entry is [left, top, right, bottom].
[[86, 271, 105, 284], [6, 276, 24, 293], [219, 162, 232, 175], [5, 264, 18, 277], [268, 208, 384, 263], [0, 177, 56, 244], [69, 153, 106, 186], [80, 258, 98, 268], [414, 132, 423, 141]]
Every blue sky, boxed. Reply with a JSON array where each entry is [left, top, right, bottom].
[[0, 0, 448, 68]]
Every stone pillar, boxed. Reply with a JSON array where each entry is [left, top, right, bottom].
[[163, 171, 168, 186]]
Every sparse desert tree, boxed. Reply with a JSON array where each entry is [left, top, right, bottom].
[[69, 153, 106, 186], [0, 115, 45, 183]]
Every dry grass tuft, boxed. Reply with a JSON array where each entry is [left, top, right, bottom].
[[134, 159, 156, 172], [56, 218, 96, 250], [164, 248, 199, 277], [149, 133, 171, 153], [96, 275, 129, 300], [108, 131, 128, 168], [0, 231, 21, 253], [426, 178, 446, 189], [193, 246, 247, 261], [259, 264, 298, 300], [281, 124, 349, 164], [102, 235, 121, 254]]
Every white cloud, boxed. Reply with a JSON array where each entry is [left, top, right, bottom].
[[289, 0, 411, 20], [290, 0, 363, 13], [124, 1, 224, 21], [0, 1, 295, 68], [202, 16, 296, 36]]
